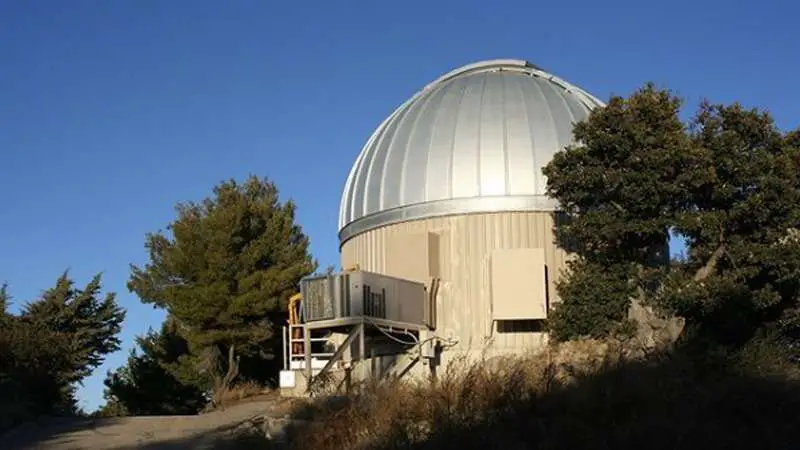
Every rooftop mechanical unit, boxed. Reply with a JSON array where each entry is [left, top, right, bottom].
[[301, 270, 430, 327]]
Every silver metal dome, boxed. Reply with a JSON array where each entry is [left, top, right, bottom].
[[339, 59, 604, 243]]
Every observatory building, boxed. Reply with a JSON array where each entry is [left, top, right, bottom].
[[281, 59, 604, 393]]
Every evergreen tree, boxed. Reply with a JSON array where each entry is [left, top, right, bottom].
[[0, 318, 73, 421], [0, 283, 9, 318], [128, 175, 316, 397], [101, 317, 206, 416], [543, 84, 800, 351], [22, 272, 126, 384], [0, 274, 123, 429], [543, 84, 705, 339], [666, 102, 800, 347]]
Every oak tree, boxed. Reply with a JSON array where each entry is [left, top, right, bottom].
[[543, 84, 800, 351]]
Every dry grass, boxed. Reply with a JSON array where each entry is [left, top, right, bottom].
[[282, 342, 618, 449], [277, 339, 800, 450], [206, 380, 269, 411]]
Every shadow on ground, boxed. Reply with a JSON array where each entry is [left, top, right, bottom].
[[3, 414, 277, 450], [401, 360, 800, 449], [5, 346, 800, 449], [279, 346, 800, 450], [2, 417, 125, 449], [105, 427, 274, 450]]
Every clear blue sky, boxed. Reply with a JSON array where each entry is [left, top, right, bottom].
[[1, 0, 797, 412]]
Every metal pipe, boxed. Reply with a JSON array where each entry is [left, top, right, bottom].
[[282, 326, 288, 371]]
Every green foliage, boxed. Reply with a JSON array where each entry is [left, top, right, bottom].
[[543, 83, 800, 349], [0, 318, 74, 429], [101, 317, 206, 416], [22, 272, 126, 383], [0, 274, 123, 430], [670, 103, 800, 346], [127, 175, 316, 391], [543, 84, 696, 339], [547, 260, 637, 341], [544, 84, 703, 265], [0, 283, 9, 317]]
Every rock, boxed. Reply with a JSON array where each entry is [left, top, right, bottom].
[[627, 298, 684, 353], [219, 414, 311, 446], [264, 416, 291, 442]]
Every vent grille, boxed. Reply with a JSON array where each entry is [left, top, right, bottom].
[[303, 276, 333, 321]]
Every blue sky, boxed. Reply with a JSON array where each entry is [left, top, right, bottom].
[[0, 0, 797, 412]]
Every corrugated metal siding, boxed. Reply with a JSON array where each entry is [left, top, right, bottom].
[[341, 211, 569, 355]]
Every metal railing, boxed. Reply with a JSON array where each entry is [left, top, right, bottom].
[[282, 324, 335, 371]]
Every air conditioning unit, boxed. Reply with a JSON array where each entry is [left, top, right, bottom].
[[301, 270, 429, 327]]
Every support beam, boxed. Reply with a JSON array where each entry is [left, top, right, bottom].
[[306, 323, 364, 394], [305, 316, 426, 333], [304, 326, 312, 382], [359, 322, 366, 361]]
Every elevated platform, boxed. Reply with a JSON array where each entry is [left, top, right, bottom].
[[280, 269, 439, 396], [280, 316, 429, 396]]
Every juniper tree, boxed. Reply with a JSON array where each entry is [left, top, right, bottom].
[[128, 176, 316, 393]]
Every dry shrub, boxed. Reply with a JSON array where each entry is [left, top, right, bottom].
[[285, 342, 618, 449], [282, 339, 800, 450], [208, 380, 268, 410]]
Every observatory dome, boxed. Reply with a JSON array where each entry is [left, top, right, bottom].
[[339, 59, 604, 243]]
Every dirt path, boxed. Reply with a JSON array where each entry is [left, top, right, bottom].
[[3, 396, 301, 449]]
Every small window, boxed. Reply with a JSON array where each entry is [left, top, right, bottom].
[[496, 319, 544, 333]]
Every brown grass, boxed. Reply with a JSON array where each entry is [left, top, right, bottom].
[[275, 339, 800, 450], [206, 380, 269, 411]]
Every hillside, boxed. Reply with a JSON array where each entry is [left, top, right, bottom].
[[2, 395, 300, 450], [4, 338, 800, 450]]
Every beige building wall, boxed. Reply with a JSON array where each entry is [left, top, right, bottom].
[[340, 211, 570, 369]]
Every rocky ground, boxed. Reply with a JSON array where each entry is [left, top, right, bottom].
[[2, 394, 303, 449]]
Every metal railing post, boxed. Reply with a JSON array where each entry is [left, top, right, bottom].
[[304, 325, 312, 383], [282, 326, 288, 371]]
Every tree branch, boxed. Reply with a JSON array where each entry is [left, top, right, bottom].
[[610, 200, 627, 214], [693, 244, 726, 282], [693, 225, 727, 282], [222, 344, 239, 389]]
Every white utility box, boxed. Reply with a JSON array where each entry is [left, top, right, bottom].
[[279, 370, 296, 388]]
